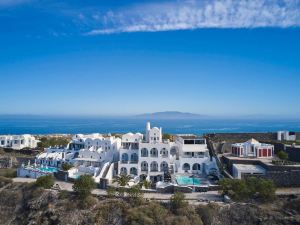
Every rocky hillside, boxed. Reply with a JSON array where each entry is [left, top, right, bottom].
[[0, 181, 299, 225]]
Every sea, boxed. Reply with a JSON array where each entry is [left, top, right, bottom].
[[0, 115, 300, 135]]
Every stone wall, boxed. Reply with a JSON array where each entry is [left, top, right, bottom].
[[0, 157, 13, 168], [222, 156, 300, 187], [285, 146, 300, 163], [206, 133, 277, 143]]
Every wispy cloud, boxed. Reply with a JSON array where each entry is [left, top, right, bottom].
[[86, 0, 300, 35]]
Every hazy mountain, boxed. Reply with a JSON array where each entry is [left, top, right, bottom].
[[134, 111, 206, 119]]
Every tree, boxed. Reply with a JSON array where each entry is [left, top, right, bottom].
[[277, 151, 288, 160], [113, 174, 131, 186], [61, 163, 72, 171], [73, 175, 96, 199], [170, 192, 188, 213], [113, 174, 132, 197], [35, 174, 54, 189]]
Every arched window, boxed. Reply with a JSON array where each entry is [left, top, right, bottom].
[[150, 161, 158, 171], [150, 148, 158, 157], [141, 161, 148, 171], [160, 148, 168, 157], [170, 147, 178, 156], [192, 163, 201, 171], [120, 167, 127, 175], [182, 163, 190, 171], [121, 153, 129, 162], [130, 153, 138, 163], [130, 167, 138, 175], [141, 148, 148, 157], [160, 161, 168, 172]]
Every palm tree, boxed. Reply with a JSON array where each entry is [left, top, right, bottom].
[[113, 174, 132, 187], [112, 174, 132, 197]]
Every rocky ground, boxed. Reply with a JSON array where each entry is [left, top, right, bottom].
[[0, 181, 299, 225]]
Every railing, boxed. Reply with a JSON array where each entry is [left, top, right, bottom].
[[150, 168, 158, 172]]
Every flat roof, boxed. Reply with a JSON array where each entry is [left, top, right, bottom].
[[233, 163, 265, 172], [177, 134, 204, 139]]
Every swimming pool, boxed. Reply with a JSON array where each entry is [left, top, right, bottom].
[[176, 175, 202, 186], [37, 167, 58, 173]]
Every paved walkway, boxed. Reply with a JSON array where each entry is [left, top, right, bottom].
[[12, 178, 300, 203], [12, 177, 223, 202]]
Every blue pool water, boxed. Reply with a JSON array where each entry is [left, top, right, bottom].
[[176, 176, 202, 186], [38, 167, 58, 173]]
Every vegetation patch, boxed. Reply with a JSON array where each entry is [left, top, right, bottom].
[[219, 177, 276, 202], [35, 174, 55, 189]]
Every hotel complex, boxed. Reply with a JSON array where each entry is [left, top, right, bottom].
[[19, 122, 218, 187]]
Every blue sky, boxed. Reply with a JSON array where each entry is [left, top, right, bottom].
[[0, 0, 300, 117]]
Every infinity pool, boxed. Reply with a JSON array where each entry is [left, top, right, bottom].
[[176, 175, 202, 186]]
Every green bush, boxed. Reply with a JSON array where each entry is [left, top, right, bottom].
[[61, 163, 72, 171], [219, 177, 276, 202], [170, 192, 188, 213], [277, 151, 288, 160], [35, 174, 55, 189], [72, 175, 96, 199]]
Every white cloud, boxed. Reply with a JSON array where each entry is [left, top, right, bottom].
[[86, 0, 300, 35]]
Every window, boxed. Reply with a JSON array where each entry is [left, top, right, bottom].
[[182, 163, 190, 171], [150, 148, 158, 157], [141, 148, 149, 157], [184, 140, 194, 144], [195, 139, 205, 144]]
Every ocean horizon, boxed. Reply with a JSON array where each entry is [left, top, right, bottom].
[[0, 115, 300, 135]]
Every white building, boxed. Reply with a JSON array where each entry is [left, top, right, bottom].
[[232, 164, 266, 179], [231, 139, 274, 158], [119, 122, 218, 183], [36, 133, 121, 182], [118, 132, 143, 177], [175, 135, 215, 175], [277, 131, 296, 141], [0, 134, 39, 150]]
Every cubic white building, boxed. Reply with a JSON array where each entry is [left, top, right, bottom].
[[36, 133, 121, 182], [0, 134, 39, 150], [119, 122, 218, 183], [277, 131, 296, 141], [231, 139, 274, 158], [232, 164, 266, 179]]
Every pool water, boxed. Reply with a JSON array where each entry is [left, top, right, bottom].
[[38, 167, 58, 173], [176, 176, 201, 186]]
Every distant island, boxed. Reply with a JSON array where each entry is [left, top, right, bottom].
[[134, 111, 206, 119]]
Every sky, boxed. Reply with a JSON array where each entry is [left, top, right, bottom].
[[0, 0, 300, 117]]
